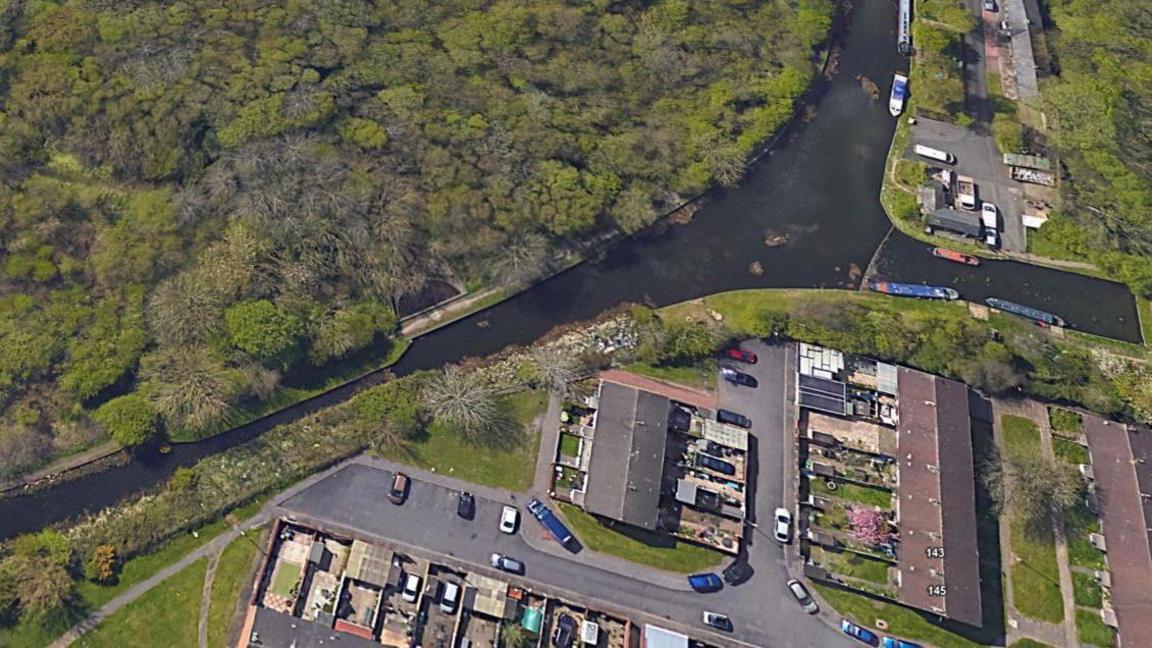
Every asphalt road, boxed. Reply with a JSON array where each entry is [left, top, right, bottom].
[[279, 462, 850, 647]]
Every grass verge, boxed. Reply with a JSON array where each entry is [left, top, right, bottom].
[[1072, 571, 1103, 608], [813, 583, 980, 648], [74, 558, 206, 648], [206, 535, 262, 648], [556, 503, 723, 573], [622, 360, 717, 393], [1052, 437, 1090, 465]]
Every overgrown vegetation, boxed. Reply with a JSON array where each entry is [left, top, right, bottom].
[[910, 22, 967, 120], [0, 0, 833, 478], [1033, 0, 1152, 296]]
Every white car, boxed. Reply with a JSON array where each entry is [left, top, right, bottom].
[[774, 507, 792, 544], [984, 228, 1000, 249], [401, 573, 421, 603], [500, 505, 519, 534]]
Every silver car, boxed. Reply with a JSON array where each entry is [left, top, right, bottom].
[[788, 579, 819, 614]]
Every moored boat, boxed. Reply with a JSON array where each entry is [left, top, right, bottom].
[[931, 247, 981, 266], [889, 74, 908, 117], [985, 297, 1065, 326], [869, 280, 960, 300]]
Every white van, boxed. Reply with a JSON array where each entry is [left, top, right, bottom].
[[439, 581, 461, 614], [913, 144, 956, 165]]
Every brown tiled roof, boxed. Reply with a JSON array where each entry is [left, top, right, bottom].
[[895, 369, 983, 627], [1083, 415, 1152, 645], [583, 382, 670, 530]]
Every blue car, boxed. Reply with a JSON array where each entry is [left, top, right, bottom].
[[688, 573, 723, 593], [882, 638, 922, 648], [841, 620, 879, 646]]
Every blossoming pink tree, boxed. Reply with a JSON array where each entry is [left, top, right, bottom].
[[846, 506, 893, 545]]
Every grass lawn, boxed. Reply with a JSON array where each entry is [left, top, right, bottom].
[[1048, 407, 1083, 437], [1009, 514, 1064, 623], [1001, 415, 1040, 457], [556, 503, 723, 573], [1053, 437, 1090, 465], [813, 583, 981, 648], [207, 535, 262, 648], [75, 558, 206, 648], [559, 433, 581, 458], [270, 561, 303, 598], [622, 360, 717, 392], [1000, 415, 1064, 623], [1072, 571, 1103, 608], [816, 548, 891, 585], [1064, 502, 1107, 570], [390, 389, 546, 491], [1010, 640, 1052, 648], [1076, 609, 1116, 647], [809, 477, 893, 509]]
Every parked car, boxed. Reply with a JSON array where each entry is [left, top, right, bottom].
[[774, 507, 792, 543], [882, 638, 923, 648], [722, 347, 758, 364], [490, 553, 524, 574], [720, 367, 757, 388], [553, 613, 577, 648], [439, 581, 461, 614], [688, 572, 724, 593], [401, 573, 422, 603], [388, 472, 410, 505], [983, 0, 997, 11], [786, 579, 819, 614], [702, 611, 733, 632], [457, 492, 475, 519], [716, 409, 752, 428], [696, 453, 737, 476], [984, 228, 1000, 249], [722, 561, 754, 586], [500, 505, 519, 534], [841, 620, 880, 646]]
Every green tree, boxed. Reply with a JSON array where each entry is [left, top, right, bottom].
[[0, 555, 73, 617], [93, 394, 159, 447], [224, 300, 305, 365]]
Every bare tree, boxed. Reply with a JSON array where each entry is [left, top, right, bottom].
[[982, 450, 1086, 539], [140, 347, 241, 432], [491, 232, 552, 288], [423, 365, 500, 442], [528, 345, 580, 395], [147, 274, 224, 347]]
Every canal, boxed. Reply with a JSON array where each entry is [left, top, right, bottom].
[[0, 0, 1138, 539]]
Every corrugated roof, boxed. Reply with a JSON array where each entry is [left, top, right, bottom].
[[346, 540, 391, 588], [583, 382, 670, 530], [701, 420, 749, 451], [929, 209, 982, 237]]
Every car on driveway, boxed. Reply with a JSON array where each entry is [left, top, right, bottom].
[[722, 561, 753, 586], [882, 637, 923, 648], [688, 572, 723, 593], [787, 579, 819, 614], [457, 492, 475, 519], [553, 613, 577, 648], [490, 553, 524, 574], [388, 472, 410, 505], [720, 367, 757, 388], [774, 507, 792, 543], [841, 620, 879, 646], [722, 347, 758, 364], [439, 581, 461, 614], [401, 573, 422, 603], [717, 409, 752, 428], [702, 611, 733, 632], [500, 505, 519, 534], [983, 0, 997, 11]]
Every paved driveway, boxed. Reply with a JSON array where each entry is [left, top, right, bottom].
[[278, 460, 850, 648]]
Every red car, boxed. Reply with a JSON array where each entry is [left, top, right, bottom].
[[722, 348, 758, 364]]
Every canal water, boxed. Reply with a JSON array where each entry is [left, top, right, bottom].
[[0, 0, 1137, 538]]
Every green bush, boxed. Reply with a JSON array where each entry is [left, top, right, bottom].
[[93, 394, 159, 446]]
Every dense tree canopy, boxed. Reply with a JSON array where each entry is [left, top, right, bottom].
[[1040, 0, 1152, 291], [0, 0, 832, 472]]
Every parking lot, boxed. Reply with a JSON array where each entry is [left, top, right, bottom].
[[907, 117, 1028, 252]]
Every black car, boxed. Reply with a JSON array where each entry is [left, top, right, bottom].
[[716, 409, 752, 428], [457, 491, 475, 519], [720, 367, 757, 388], [722, 561, 754, 586], [553, 613, 576, 648]]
